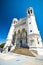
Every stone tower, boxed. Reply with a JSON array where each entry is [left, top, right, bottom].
[[26, 7, 42, 48], [3, 18, 18, 52]]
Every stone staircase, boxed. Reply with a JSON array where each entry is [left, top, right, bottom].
[[12, 47, 37, 57]]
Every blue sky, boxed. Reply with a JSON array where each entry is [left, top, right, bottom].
[[0, 0, 43, 44]]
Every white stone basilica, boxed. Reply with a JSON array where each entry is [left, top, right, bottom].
[[3, 7, 43, 55]]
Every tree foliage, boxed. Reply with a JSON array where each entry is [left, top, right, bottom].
[[0, 43, 5, 48]]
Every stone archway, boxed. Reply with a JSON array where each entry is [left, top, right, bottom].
[[17, 30, 20, 41], [17, 30, 20, 46], [22, 28, 27, 47], [12, 31, 16, 45]]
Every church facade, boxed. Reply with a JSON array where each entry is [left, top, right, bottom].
[[4, 7, 42, 53]]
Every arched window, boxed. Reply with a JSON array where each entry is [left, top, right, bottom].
[[28, 10, 30, 14], [30, 10, 32, 13], [14, 21, 17, 24], [37, 38, 39, 44]]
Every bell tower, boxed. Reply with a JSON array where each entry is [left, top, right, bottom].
[[26, 7, 42, 48], [27, 7, 34, 17]]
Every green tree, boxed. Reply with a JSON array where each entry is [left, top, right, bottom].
[[0, 43, 5, 48]]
